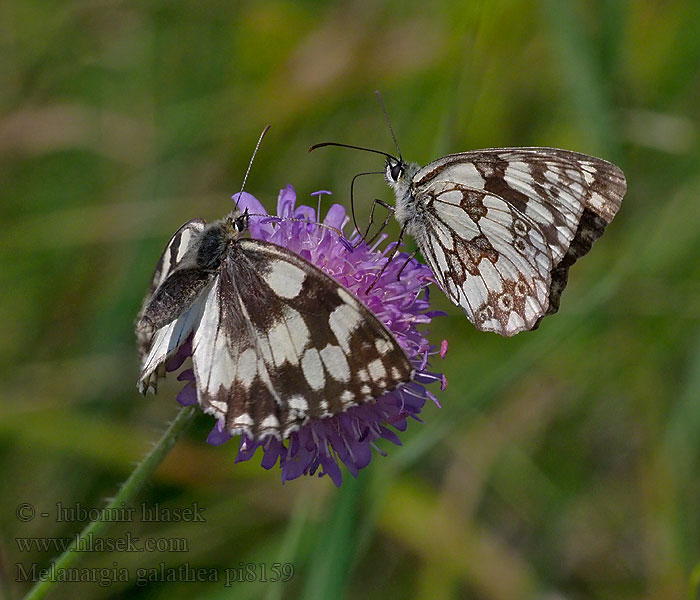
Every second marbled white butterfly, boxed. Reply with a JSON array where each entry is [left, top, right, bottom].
[[312, 121, 626, 336]]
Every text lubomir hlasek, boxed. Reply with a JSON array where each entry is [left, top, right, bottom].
[[53, 502, 206, 523]]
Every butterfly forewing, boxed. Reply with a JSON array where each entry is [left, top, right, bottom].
[[191, 239, 413, 439], [405, 147, 626, 336], [413, 148, 624, 260]]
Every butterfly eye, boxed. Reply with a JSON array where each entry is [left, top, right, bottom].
[[389, 162, 404, 182], [234, 212, 249, 232]]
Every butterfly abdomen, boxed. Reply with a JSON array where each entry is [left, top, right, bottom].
[[139, 267, 213, 330]]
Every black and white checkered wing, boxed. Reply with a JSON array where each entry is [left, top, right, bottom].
[[412, 148, 626, 336], [191, 239, 413, 440], [141, 219, 208, 307], [137, 218, 207, 391]]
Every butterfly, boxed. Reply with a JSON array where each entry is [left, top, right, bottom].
[[311, 142, 626, 337], [136, 205, 414, 440]]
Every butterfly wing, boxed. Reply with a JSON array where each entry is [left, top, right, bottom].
[[188, 239, 414, 440], [410, 148, 626, 336], [141, 219, 208, 303], [137, 218, 207, 392], [414, 181, 553, 335]]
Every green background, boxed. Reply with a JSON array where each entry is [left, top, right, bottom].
[[2, 1, 700, 598]]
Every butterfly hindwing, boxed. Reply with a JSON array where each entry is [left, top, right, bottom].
[[415, 180, 552, 335], [137, 218, 208, 392], [188, 238, 414, 440]]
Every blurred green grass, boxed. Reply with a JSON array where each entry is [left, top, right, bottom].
[[2, 1, 700, 599]]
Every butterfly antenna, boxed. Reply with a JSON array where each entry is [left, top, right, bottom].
[[245, 213, 350, 243], [234, 124, 271, 210], [308, 141, 398, 162], [375, 90, 402, 161]]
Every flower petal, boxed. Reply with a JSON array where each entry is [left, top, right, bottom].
[[207, 420, 233, 445], [233, 192, 268, 216], [276, 184, 297, 218], [323, 203, 346, 229]]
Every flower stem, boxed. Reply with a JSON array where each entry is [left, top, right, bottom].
[[301, 475, 365, 600], [22, 406, 197, 600]]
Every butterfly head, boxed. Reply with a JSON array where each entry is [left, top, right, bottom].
[[233, 208, 249, 233], [222, 207, 250, 236], [384, 156, 420, 200], [385, 156, 406, 183]]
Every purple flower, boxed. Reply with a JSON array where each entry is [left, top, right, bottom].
[[168, 185, 446, 485]]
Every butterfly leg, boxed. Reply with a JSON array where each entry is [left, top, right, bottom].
[[362, 199, 395, 246], [349, 171, 384, 245], [395, 249, 419, 282], [365, 221, 409, 294]]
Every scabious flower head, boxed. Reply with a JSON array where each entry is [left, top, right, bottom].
[[169, 185, 446, 485]]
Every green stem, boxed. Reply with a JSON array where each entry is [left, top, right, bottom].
[[301, 475, 364, 600], [22, 406, 197, 600]]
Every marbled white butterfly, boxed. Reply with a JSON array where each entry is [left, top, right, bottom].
[[137, 131, 413, 440], [311, 141, 626, 337]]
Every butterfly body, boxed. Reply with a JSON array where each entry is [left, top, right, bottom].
[[385, 161, 422, 231], [137, 206, 414, 440], [382, 147, 626, 336]]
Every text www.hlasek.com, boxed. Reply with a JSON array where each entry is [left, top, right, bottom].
[[16, 532, 188, 553]]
